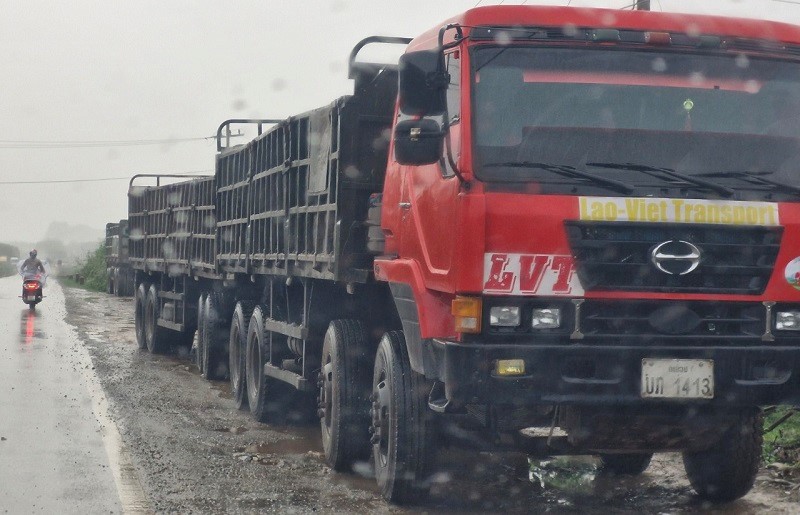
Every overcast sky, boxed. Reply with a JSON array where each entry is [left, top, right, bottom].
[[2, 0, 800, 243]]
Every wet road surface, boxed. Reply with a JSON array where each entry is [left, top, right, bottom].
[[61, 283, 800, 514], [6, 276, 796, 513], [0, 277, 144, 513]]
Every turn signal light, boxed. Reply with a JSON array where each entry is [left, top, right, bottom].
[[452, 296, 482, 334], [494, 359, 526, 376]]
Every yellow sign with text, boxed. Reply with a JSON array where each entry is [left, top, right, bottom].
[[578, 197, 779, 226]]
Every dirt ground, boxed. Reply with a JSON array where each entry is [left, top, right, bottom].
[[64, 284, 800, 514]]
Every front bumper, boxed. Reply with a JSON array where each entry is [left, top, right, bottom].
[[427, 338, 800, 407]]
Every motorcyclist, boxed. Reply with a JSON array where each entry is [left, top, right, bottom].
[[20, 249, 46, 275]]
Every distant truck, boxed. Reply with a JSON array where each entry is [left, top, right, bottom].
[[105, 220, 133, 296], [127, 6, 800, 504]]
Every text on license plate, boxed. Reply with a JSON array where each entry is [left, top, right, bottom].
[[641, 358, 714, 399]]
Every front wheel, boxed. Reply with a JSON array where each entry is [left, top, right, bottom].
[[371, 331, 435, 503], [683, 409, 762, 502], [320, 319, 372, 472]]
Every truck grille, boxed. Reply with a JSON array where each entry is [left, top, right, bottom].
[[565, 221, 782, 295], [579, 300, 764, 341]]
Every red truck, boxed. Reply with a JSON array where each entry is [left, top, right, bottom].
[[130, 5, 800, 504]]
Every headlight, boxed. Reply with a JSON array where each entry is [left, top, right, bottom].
[[775, 311, 800, 331], [490, 306, 520, 327], [531, 308, 561, 329]]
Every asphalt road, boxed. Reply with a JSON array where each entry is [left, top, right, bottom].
[[0, 276, 147, 513]]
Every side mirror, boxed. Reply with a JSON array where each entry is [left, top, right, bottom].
[[394, 119, 444, 165], [398, 50, 447, 117]]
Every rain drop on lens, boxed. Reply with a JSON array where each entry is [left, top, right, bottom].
[[736, 54, 750, 69], [651, 57, 667, 73]]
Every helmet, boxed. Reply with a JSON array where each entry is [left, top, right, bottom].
[[30, 249, 37, 258]]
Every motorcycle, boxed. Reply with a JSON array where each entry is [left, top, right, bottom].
[[20, 270, 45, 310]]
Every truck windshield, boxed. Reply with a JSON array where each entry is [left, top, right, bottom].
[[472, 46, 800, 193]]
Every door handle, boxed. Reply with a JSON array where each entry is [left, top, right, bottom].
[[399, 202, 411, 209]]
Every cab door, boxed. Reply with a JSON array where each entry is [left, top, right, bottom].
[[398, 51, 462, 292]]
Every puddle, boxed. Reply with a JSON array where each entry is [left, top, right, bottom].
[[19, 310, 46, 343]]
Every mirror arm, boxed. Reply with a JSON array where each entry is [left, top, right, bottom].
[[437, 24, 469, 189]]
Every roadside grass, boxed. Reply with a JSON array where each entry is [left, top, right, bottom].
[[67, 243, 107, 293], [0, 263, 16, 278], [763, 406, 800, 467]]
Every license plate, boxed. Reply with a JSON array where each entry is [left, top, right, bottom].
[[25, 296, 36, 301], [641, 358, 714, 399]]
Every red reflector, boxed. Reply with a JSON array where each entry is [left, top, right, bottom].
[[645, 32, 672, 45]]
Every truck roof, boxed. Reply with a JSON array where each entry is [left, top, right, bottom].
[[409, 5, 800, 50]]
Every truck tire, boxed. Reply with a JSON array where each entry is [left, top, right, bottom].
[[320, 319, 372, 472], [144, 284, 170, 354], [113, 269, 122, 297], [202, 292, 229, 380], [246, 305, 285, 422], [682, 408, 762, 502], [371, 331, 435, 503], [120, 271, 132, 296], [135, 283, 148, 350], [229, 300, 254, 410], [599, 453, 653, 475], [107, 270, 114, 295], [195, 293, 208, 375]]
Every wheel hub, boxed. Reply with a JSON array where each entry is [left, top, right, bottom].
[[370, 378, 390, 466]]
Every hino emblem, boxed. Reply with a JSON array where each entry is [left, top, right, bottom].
[[650, 240, 702, 275]]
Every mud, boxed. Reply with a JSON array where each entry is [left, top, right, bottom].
[[64, 286, 800, 513]]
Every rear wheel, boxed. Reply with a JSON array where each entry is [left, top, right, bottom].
[[229, 300, 254, 410], [320, 320, 372, 472], [195, 293, 208, 374], [599, 453, 653, 475], [144, 284, 170, 354], [683, 409, 762, 502], [246, 305, 285, 423], [134, 283, 148, 350], [113, 269, 123, 297], [371, 331, 435, 503], [202, 293, 228, 379]]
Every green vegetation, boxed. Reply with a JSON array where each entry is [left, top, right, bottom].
[[70, 242, 107, 292], [763, 407, 800, 466]]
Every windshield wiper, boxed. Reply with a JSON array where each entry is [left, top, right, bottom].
[[586, 162, 736, 197], [693, 171, 800, 196], [482, 161, 635, 194]]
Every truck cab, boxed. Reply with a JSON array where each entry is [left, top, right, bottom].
[[373, 5, 800, 502]]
